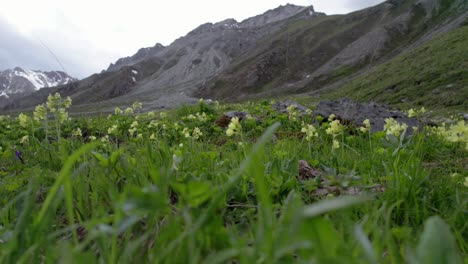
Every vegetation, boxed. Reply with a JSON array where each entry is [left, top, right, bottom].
[[331, 25, 468, 112], [0, 94, 467, 263]]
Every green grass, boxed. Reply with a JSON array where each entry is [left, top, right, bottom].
[[0, 98, 467, 263], [327, 25, 468, 113]]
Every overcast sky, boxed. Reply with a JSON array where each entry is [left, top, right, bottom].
[[0, 0, 384, 79]]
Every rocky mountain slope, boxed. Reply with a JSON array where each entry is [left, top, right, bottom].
[[0, 67, 74, 96], [0, 67, 75, 108], [3, 0, 467, 113]]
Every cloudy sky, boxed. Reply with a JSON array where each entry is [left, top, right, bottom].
[[0, 0, 384, 79]]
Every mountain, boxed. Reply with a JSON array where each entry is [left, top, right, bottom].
[[107, 43, 166, 72], [0, 67, 75, 96], [3, 0, 467, 113]]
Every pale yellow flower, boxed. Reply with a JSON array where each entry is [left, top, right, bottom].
[[33, 104, 47, 121], [332, 139, 340, 150], [132, 102, 142, 111], [18, 113, 30, 128], [226, 117, 241, 137], [192, 127, 203, 140], [360, 119, 371, 133], [301, 122, 318, 141], [72, 128, 82, 137], [108, 125, 118, 135], [326, 120, 343, 137], [114, 107, 123, 115], [20, 135, 29, 144]]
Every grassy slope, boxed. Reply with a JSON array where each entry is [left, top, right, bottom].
[[327, 25, 468, 112], [0, 99, 467, 263]]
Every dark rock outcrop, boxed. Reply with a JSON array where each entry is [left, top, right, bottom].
[[314, 98, 420, 132]]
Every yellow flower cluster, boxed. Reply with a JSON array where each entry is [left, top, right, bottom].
[[326, 120, 344, 137], [226, 117, 242, 137], [108, 125, 119, 135], [301, 122, 318, 142], [384, 118, 408, 137], [33, 104, 47, 121], [407, 107, 426, 118], [72, 128, 82, 137], [287, 105, 298, 121], [359, 119, 371, 133], [185, 112, 209, 122], [431, 120, 468, 150], [181, 127, 203, 140], [128, 121, 139, 136], [20, 135, 29, 144], [18, 113, 30, 128], [132, 102, 142, 111]]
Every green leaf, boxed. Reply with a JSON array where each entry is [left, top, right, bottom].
[[413, 216, 462, 264], [172, 181, 212, 207], [303, 195, 372, 218], [354, 224, 377, 264]]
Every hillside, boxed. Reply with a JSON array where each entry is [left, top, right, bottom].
[[324, 24, 468, 112]]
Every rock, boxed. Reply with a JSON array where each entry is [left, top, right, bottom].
[[464, 114, 468, 121], [215, 111, 249, 127], [298, 160, 322, 181], [314, 98, 421, 133], [273, 100, 310, 115]]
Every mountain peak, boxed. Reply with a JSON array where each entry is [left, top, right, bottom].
[[0, 67, 75, 96], [239, 3, 310, 28]]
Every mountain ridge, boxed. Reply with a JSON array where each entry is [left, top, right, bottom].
[[3, 0, 467, 113]]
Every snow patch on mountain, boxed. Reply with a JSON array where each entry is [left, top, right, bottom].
[[0, 67, 76, 95]]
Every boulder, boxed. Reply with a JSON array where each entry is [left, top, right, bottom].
[[273, 100, 310, 115], [314, 98, 421, 133]]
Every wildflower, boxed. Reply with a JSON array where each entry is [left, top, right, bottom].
[[47, 93, 61, 112], [306, 109, 313, 115], [384, 118, 408, 137], [137, 134, 143, 139], [326, 120, 344, 137], [18, 113, 30, 128], [101, 135, 110, 143], [159, 112, 167, 119], [57, 108, 68, 124], [408, 109, 416, 118], [33, 104, 47, 121], [150, 133, 157, 140], [226, 117, 242, 137], [328, 114, 336, 121], [114, 107, 123, 115], [192, 127, 203, 140], [187, 114, 196, 120], [108, 125, 118, 135], [464, 177, 468, 187], [332, 139, 340, 150], [20, 135, 29, 144], [15, 150, 24, 164], [359, 119, 371, 133], [182, 128, 191, 138], [301, 122, 318, 141], [132, 102, 142, 111], [199, 98, 204, 104], [89, 136, 97, 141], [124, 108, 134, 115], [196, 112, 208, 122], [128, 127, 137, 137], [287, 105, 298, 121], [62, 97, 72, 108], [72, 128, 82, 137]]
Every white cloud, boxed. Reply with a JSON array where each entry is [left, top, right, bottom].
[[0, 0, 384, 78]]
